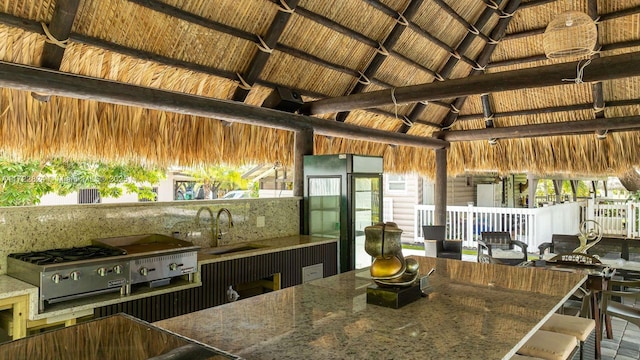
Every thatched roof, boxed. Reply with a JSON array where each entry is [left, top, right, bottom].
[[0, 0, 638, 178]]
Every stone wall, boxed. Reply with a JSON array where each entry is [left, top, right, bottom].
[[0, 198, 301, 274]]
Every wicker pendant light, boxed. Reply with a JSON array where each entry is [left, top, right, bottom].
[[543, 9, 597, 59]]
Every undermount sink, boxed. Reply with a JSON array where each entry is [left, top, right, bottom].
[[204, 244, 266, 256]]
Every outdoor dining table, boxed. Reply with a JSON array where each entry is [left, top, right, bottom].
[[155, 256, 586, 360]]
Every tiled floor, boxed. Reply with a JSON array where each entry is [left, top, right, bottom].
[[600, 316, 640, 360]]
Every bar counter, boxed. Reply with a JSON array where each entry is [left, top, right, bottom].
[[155, 256, 587, 360]]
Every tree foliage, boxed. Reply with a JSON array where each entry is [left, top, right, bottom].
[[0, 158, 165, 206], [184, 166, 250, 199]]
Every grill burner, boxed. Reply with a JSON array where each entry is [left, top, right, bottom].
[[8, 246, 126, 265]]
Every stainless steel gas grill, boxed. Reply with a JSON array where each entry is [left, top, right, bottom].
[[7, 234, 199, 313], [91, 234, 199, 287], [7, 246, 130, 312]]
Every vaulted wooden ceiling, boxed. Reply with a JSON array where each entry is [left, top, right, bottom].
[[0, 0, 638, 178]]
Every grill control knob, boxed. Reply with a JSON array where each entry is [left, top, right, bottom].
[[113, 265, 123, 274], [139, 267, 149, 276], [97, 267, 108, 277], [169, 263, 178, 271], [70, 271, 80, 281], [51, 274, 62, 284]]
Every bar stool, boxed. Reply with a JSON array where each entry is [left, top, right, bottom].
[[540, 313, 595, 360], [517, 329, 578, 360]]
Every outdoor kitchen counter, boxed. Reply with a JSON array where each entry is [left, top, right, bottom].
[[155, 256, 587, 360], [196, 235, 338, 264], [0, 235, 335, 325]]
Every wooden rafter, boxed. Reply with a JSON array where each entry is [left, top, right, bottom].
[[457, 99, 640, 121], [232, 0, 300, 102], [32, 0, 81, 101], [399, 0, 514, 133], [334, 0, 425, 123], [588, 0, 606, 138], [489, 39, 640, 69], [0, 12, 438, 128], [434, 115, 640, 141], [440, 0, 522, 130], [0, 61, 450, 149]]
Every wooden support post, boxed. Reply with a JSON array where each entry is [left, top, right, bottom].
[[527, 174, 538, 208], [553, 180, 563, 203], [294, 128, 314, 197], [570, 180, 579, 202], [434, 148, 447, 226]]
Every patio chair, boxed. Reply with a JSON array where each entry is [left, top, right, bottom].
[[601, 279, 640, 338], [478, 231, 528, 266], [422, 225, 462, 260]]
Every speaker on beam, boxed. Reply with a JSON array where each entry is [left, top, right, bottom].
[[262, 87, 304, 113]]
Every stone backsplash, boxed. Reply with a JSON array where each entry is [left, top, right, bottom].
[[0, 197, 301, 275]]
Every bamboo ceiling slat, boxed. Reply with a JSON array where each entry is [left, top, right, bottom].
[[260, 51, 355, 98], [300, 0, 396, 42], [0, 25, 43, 65], [278, 13, 375, 73], [0, 0, 54, 22], [162, 0, 277, 36], [75, 0, 255, 74], [412, 1, 467, 48]]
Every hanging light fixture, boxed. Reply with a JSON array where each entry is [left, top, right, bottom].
[[543, 2, 597, 59]]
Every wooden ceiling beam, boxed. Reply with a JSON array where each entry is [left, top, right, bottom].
[[300, 50, 640, 115], [231, 0, 300, 102], [0, 61, 449, 149], [434, 116, 640, 141], [0, 12, 443, 127], [440, 0, 522, 130]]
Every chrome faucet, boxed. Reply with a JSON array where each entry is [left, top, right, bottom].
[[215, 208, 234, 246], [195, 207, 215, 247]]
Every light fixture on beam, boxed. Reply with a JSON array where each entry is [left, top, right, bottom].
[[543, 3, 597, 59]]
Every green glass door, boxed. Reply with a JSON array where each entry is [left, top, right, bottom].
[[353, 175, 382, 269]]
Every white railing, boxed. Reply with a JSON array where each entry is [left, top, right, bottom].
[[586, 199, 640, 238], [415, 202, 583, 252]]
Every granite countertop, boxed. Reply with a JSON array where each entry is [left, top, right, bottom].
[[0, 235, 336, 322], [0, 276, 39, 319], [197, 235, 338, 264], [155, 256, 587, 360]]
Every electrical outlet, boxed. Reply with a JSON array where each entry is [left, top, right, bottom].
[[257, 216, 265, 228]]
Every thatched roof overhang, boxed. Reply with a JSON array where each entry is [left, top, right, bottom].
[[0, 0, 637, 179]]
